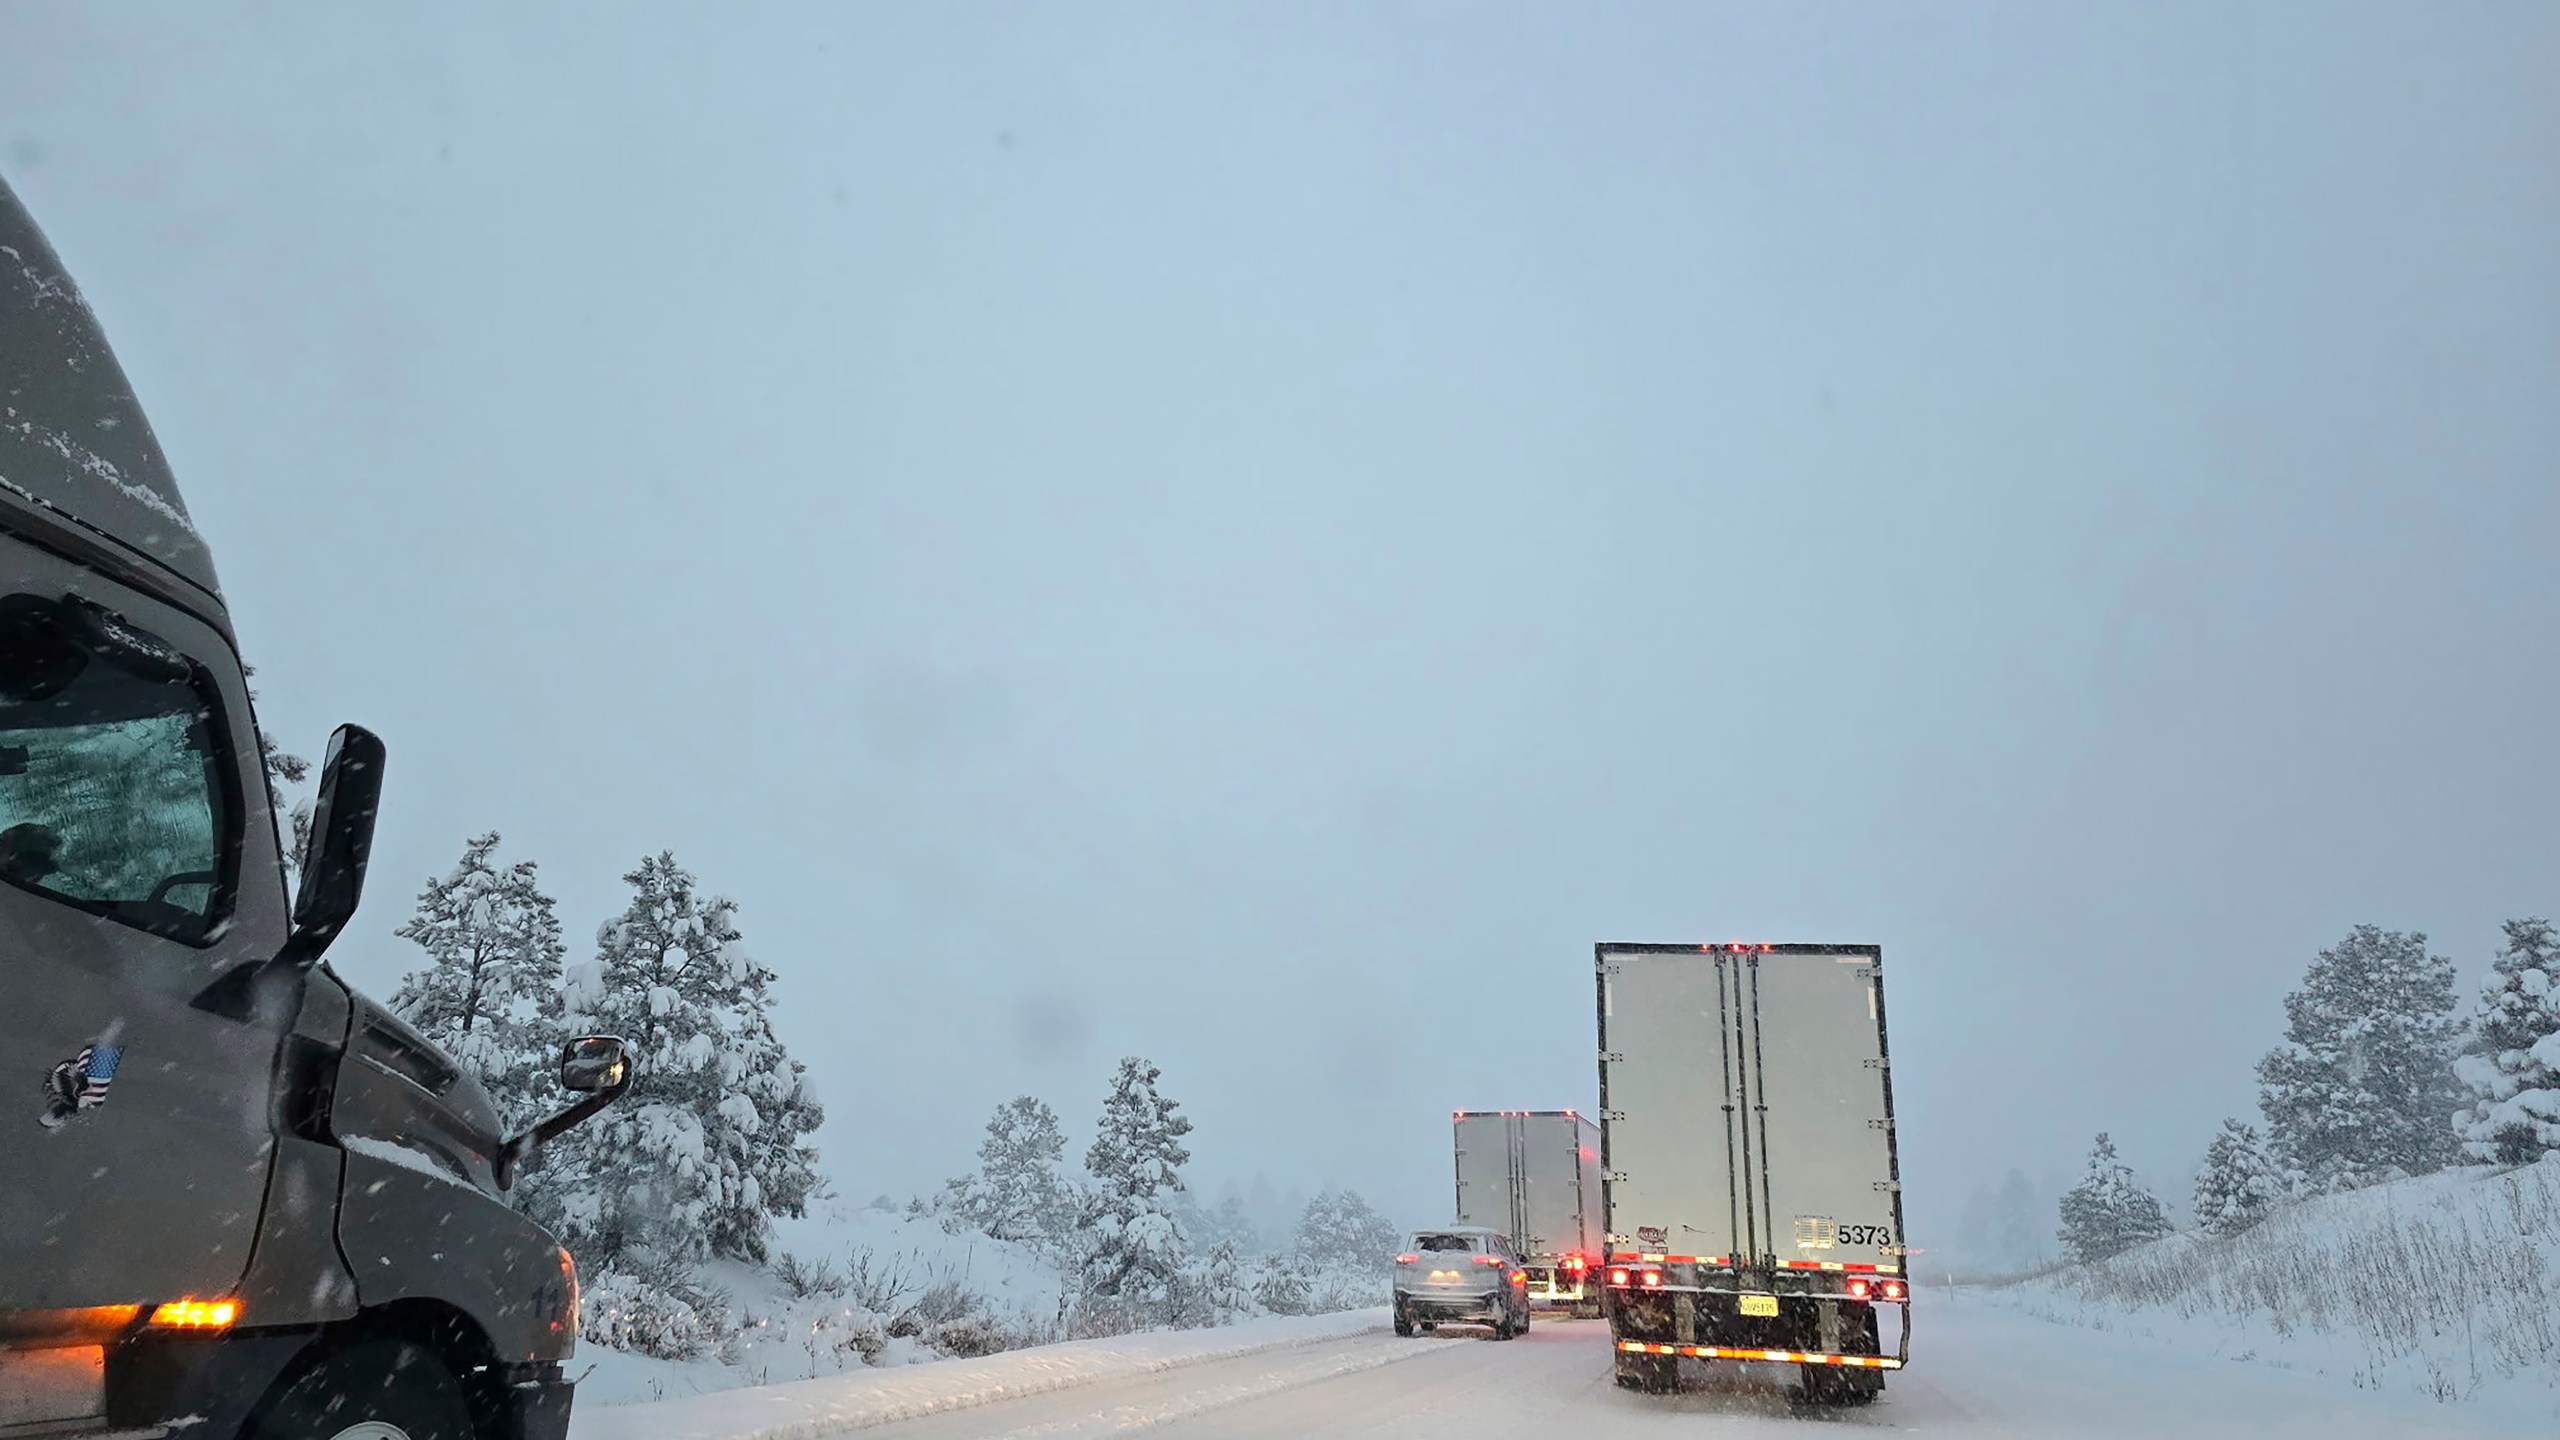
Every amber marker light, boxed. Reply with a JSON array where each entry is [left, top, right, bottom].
[[149, 1299, 239, 1329]]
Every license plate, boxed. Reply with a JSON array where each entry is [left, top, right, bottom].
[[1738, 1293, 1780, 1318], [1429, 1271, 1460, 1281]]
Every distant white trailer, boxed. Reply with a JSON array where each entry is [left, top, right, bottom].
[[1451, 1109, 1606, 1313], [1596, 942, 1909, 1406]]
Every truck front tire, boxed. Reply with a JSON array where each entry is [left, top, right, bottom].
[[245, 1340, 474, 1440]]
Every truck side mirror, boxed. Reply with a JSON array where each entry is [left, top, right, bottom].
[[285, 724, 385, 964], [495, 1035, 634, 1191], [560, 1036, 629, 1093]]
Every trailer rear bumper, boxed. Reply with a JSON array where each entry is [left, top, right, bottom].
[[1616, 1339, 1901, 1368], [1522, 1267, 1591, 1305]]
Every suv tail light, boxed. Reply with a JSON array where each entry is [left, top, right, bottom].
[[1472, 1255, 1504, 1266], [1395, 1253, 1419, 1265]]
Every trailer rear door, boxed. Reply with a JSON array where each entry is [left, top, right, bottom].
[[1513, 1113, 1599, 1263], [1597, 945, 1902, 1273], [1450, 1113, 1504, 1236]]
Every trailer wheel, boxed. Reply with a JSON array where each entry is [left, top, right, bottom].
[[246, 1340, 473, 1440]]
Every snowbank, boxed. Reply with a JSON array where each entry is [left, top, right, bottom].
[[1988, 1156, 2560, 1405], [568, 1307, 1389, 1440], [570, 1199, 1084, 1404], [566, 1195, 1392, 1408]]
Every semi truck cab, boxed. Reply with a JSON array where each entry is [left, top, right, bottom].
[[0, 175, 626, 1440]]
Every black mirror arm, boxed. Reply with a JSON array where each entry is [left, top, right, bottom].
[[272, 916, 347, 974], [494, 1071, 632, 1191]]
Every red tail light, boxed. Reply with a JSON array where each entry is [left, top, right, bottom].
[[1880, 1279, 1908, 1301], [1607, 1267, 1631, 1287], [1562, 1254, 1588, 1271], [1510, 1271, 1528, 1286], [1639, 1269, 1664, 1288], [1846, 1278, 1873, 1300], [1395, 1253, 1419, 1265], [1473, 1255, 1503, 1266]]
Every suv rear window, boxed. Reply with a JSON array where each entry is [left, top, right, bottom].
[[0, 596, 235, 943], [1412, 1232, 1480, 1253]]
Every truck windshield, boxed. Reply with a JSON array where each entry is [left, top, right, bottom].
[[0, 597, 231, 943]]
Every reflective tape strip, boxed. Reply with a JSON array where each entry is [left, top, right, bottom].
[[1615, 1340, 1902, 1369]]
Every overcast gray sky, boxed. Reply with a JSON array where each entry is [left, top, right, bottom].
[[4, 2, 2554, 1242]]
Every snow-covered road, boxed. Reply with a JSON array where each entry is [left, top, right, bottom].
[[827, 1300, 2547, 1439]]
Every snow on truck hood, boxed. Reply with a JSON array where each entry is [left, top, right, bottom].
[[0, 175, 220, 603]]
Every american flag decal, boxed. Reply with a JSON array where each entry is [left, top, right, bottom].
[[38, 1036, 124, 1128], [78, 1043, 121, 1109]]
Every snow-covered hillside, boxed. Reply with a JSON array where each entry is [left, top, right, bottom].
[[572, 1194, 1394, 1406], [1987, 1156, 2560, 1405]]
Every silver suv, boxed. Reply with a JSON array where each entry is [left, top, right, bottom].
[[1393, 1227, 1531, 1339]]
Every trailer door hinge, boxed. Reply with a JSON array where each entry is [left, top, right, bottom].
[[1873, 1181, 1901, 1193], [1867, 1119, 1891, 1131], [1605, 1172, 1630, 1184], [1601, 1052, 1625, 1064], [1863, 1057, 1888, 1069], [1602, 1110, 1627, 1122]]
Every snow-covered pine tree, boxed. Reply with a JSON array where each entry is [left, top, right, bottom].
[[1250, 1254, 1310, 1316], [943, 1096, 1073, 1246], [1291, 1189, 1401, 1271], [1203, 1240, 1256, 1322], [1175, 1191, 1261, 1256], [385, 832, 565, 1128], [2256, 924, 2463, 1190], [1080, 1056, 1194, 1304], [541, 852, 823, 1268], [2056, 1133, 2172, 1263], [2454, 917, 2560, 1165], [2191, 1119, 2280, 1237]]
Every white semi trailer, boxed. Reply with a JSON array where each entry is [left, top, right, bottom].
[[1595, 942, 1909, 1406], [1451, 1109, 1606, 1314]]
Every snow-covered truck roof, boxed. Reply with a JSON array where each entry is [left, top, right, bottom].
[[0, 175, 221, 608]]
